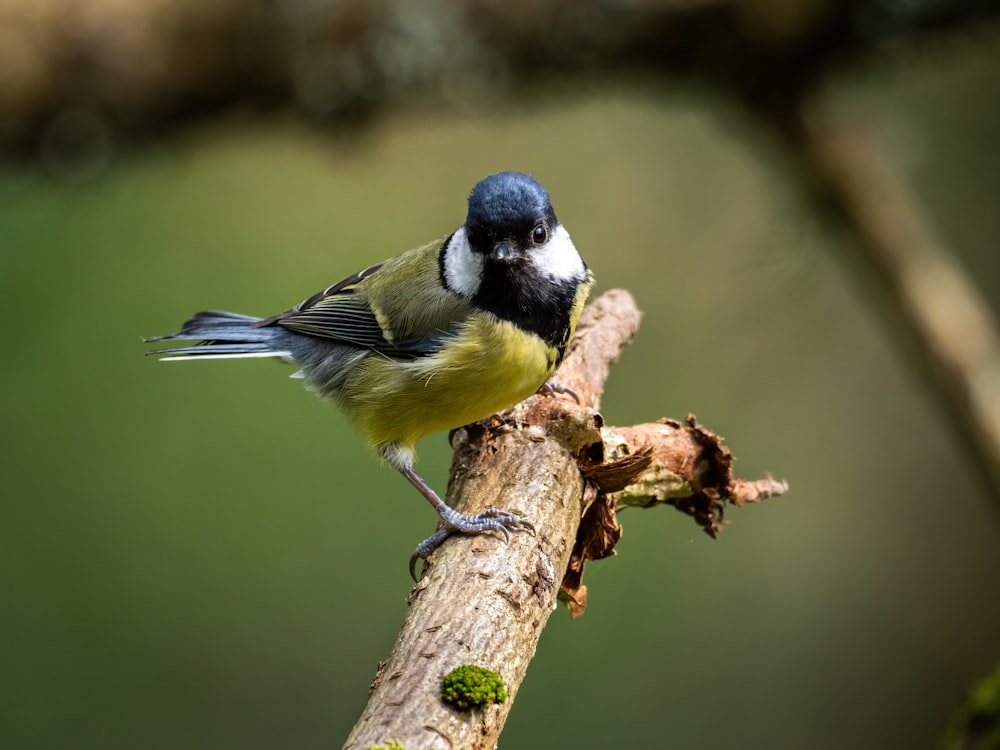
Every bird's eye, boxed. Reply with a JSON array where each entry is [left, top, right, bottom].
[[531, 224, 547, 244]]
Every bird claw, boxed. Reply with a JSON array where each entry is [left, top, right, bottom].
[[536, 380, 580, 404], [409, 507, 535, 581]]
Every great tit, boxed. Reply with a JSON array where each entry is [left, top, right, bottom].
[[147, 171, 594, 577]]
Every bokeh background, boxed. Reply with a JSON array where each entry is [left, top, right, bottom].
[[3, 16, 1000, 750]]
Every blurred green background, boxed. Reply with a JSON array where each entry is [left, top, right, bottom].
[[3, 44, 1000, 750]]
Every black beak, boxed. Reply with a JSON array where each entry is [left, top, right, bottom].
[[490, 239, 522, 264]]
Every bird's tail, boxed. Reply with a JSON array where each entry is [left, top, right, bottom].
[[145, 311, 294, 361]]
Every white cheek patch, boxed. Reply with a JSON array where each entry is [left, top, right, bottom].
[[442, 226, 484, 299], [534, 224, 586, 283]]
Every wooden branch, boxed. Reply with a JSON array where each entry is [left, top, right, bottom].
[[342, 291, 634, 749], [343, 291, 788, 748]]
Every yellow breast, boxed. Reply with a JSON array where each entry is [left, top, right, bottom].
[[339, 313, 558, 453]]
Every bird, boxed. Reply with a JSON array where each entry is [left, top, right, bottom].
[[146, 171, 594, 578]]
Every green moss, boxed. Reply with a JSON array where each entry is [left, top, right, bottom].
[[366, 740, 404, 750], [940, 663, 1000, 750], [440, 665, 508, 711]]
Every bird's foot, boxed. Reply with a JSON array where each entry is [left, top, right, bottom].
[[409, 506, 535, 580]]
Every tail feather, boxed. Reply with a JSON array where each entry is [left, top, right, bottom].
[[145, 310, 293, 361]]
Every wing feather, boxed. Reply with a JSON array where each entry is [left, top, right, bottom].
[[276, 296, 389, 350], [252, 260, 448, 358], [250, 238, 470, 359]]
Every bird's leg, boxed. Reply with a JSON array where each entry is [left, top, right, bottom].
[[400, 465, 534, 581]]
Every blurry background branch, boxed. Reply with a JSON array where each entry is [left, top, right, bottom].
[[764, 102, 1000, 508], [3, 0, 999, 164]]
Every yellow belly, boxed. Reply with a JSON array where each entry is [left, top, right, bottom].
[[338, 315, 557, 453]]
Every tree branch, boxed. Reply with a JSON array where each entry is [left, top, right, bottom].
[[343, 291, 787, 748]]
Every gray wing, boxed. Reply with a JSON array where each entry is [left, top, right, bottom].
[[254, 263, 446, 358]]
